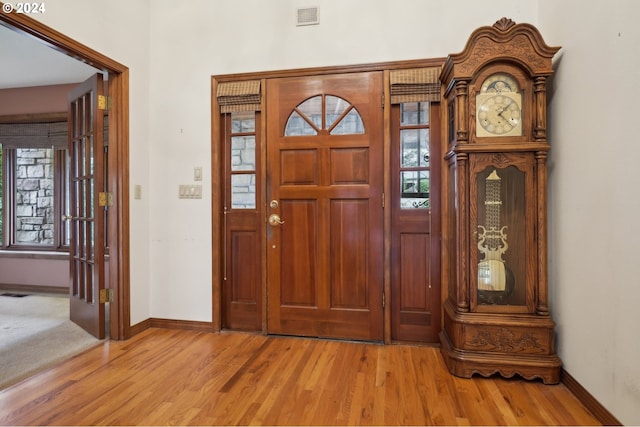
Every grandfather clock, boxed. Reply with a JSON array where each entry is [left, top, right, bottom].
[[440, 18, 562, 384]]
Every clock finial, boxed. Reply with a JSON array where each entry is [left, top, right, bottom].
[[493, 17, 516, 32]]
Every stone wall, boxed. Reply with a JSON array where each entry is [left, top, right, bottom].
[[230, 135, 256, 209], [16, 148, 54, 245]]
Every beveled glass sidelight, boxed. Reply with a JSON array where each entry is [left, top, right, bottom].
[[401, 101, 429, 125], [398, 102, 431, 210], [475, 166, 526, 306], [400, 170, 430, 209], [229, 111, 257, 209]]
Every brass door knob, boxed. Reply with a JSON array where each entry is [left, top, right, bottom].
[[268, 214, 285, 226]]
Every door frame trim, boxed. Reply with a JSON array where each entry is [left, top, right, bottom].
[[0, 6, 131, 339], [212, 58, 444, 343]]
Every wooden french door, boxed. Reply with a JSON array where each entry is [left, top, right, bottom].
[[266, 72, 384, 341], [67, 74, 106, 339]]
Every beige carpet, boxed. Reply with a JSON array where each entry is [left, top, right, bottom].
[[0, 293, 102, 389]]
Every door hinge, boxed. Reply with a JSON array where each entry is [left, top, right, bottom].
[[99, 192, 113, 207], [98, 95, 112, 111], [382, 92, 385, 108], [382, 192, 385, 208], [382, 291, 385, 308], [99, 288, 114, 304]]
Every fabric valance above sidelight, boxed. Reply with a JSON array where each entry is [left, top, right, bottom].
[[217, 80, 262, 113], [389, 67, 441, 104]]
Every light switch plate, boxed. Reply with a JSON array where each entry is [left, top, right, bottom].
[[179, 184, 202, 199], [194, 167, 203, 181]]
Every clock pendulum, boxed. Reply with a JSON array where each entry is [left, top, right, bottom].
[[477, 169, 514, 304]]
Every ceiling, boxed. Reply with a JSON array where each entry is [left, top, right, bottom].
[[0, 23, 100, 90]]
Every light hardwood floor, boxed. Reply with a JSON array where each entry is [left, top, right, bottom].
[[0, 327, 600, 425]]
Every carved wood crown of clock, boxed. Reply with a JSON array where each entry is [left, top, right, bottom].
[[440, 17, 560, 147]]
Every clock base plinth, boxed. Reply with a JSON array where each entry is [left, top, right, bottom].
[[439, 301, 561, 385]]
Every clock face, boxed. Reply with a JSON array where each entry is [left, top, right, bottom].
[[477, 94, 522, 135], [476, 73, 523, 137]]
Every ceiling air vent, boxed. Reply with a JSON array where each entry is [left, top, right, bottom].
[[296, 7, 319, 26]]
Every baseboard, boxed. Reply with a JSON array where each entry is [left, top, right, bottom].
[[561, 368, 622, 426], [128, 318, 152, 337], [129, 318, 214, 336], [0, 283, 67, 295], [150, 318, 214, 332]]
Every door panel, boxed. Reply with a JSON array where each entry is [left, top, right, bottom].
[[68, 74, 105, 339], [266, 72, 383, 341], [229, 229, 260, 314], [399, 233, 432, 324], [330, 199, 369, 309], [280, 200, 317, 306], [330, 148, 369, 184], [280, 150, 317, 184]]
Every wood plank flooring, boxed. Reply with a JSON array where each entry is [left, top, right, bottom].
[[0, 328, 601, 425]]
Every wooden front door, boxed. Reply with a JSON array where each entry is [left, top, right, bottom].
[[266, 72, 384, 341], [68, 74, 106, 339]]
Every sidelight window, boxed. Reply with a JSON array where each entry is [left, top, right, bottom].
[[389, 67, 440, 210], [229, 111, 257, 209], [399, 102, 430, 209], [217, 79, 263, 211]]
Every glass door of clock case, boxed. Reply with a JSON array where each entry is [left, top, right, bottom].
[[469, 153, 536, 313]]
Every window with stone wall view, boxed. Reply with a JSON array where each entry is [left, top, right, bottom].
[[0, 144, 69, 249], [15, 148, 55, 245], [230, 111, 257, 209]]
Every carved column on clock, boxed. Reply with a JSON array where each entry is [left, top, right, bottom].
[[536, 150, 549, 316], [534, 76, 549, 140], [454, 152, 469, 313], [439, 17, 562, 384], [454, 81, 469, 142]]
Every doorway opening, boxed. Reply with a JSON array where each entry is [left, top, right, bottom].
[[0, 9, 131, 340]]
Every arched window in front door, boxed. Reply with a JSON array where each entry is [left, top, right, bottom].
[[284, 95, 365, 136]]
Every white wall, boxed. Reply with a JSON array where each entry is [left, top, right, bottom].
[[539, 1, 640, 424]]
